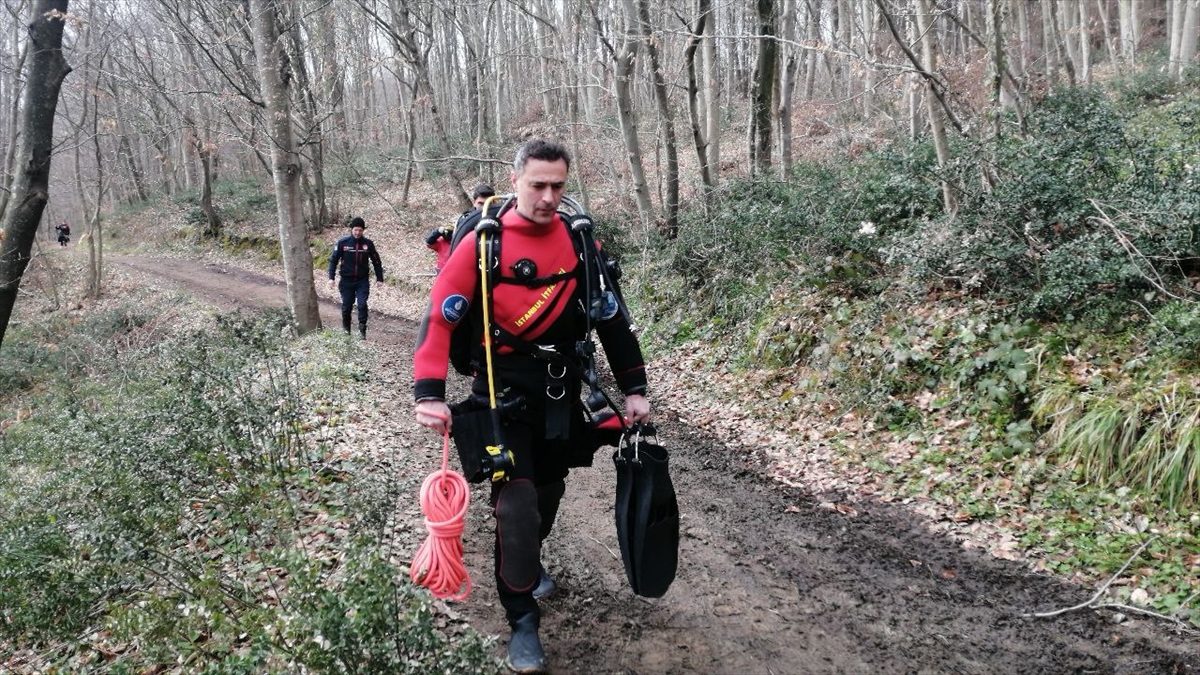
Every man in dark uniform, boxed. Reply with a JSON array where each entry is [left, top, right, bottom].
[[327, 216, 384, 339], [413, 139, 650, 673], [55, 221, 71, 247]]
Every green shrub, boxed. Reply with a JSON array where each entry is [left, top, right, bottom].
[[0, 333, 55, 392], [884, 85, 1200, 322], [1144, 300, 1200, 364], [0, 312, 496, 672]]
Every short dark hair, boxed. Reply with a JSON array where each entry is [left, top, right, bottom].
[[513, 138, 570, 175], [349, 216, 365, 229], [471, 184, 495, 200]]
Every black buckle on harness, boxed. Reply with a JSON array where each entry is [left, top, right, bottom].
[[475, 215, 501, 234]]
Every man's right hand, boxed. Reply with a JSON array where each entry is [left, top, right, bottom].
[[415, 399, 452, 435]]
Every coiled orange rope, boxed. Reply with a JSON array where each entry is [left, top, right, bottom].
[[410, 414, 472, 601]]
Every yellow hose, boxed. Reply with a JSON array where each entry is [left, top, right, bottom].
[[478, 195, 502, 410]]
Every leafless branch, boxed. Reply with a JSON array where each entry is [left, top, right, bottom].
[[1028, 536, 1156, 619], [1090, 199, 1186, 301]]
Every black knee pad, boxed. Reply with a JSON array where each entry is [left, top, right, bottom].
[[494, 479, 541, 593]]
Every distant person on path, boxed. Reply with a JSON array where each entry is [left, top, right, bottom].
[[55, 222, 71, 247], [327, 216, 384, 340], [425, 184, 495, 274], [413, 141, 650, 673]]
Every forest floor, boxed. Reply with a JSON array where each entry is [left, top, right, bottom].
[[93, 246, 1200, 675]]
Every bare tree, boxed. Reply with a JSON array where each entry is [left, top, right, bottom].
[[1118, 0, 1135, 70], [0, 0, 31, 222], [248, 0, 322, 334], [281, 1, 329, 231], [682, 2, 714, 193], [749, 0, 778, 175], [354, 0, 473, 211], [701, 0, 720, 185], [0, 0, 71, 348], [629, 0, 679, 235], [592, 0, 654, 227], [1180, 0, 1200, 80], [777, 0, 799, 178], [914, 0, 956, 212]]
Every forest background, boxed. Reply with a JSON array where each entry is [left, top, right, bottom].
[[1, 0, 1200, 672]]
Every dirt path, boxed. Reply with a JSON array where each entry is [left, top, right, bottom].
[[116, 255, 1200, 675]]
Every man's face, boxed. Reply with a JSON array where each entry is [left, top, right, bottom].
[[473, 196, 488, 209], [511, 158, 567, 226], [351, 226, 365, 238]]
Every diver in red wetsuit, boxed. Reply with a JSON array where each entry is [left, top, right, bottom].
[[413, 139, 650, 674], [426, 184, 495, 274]]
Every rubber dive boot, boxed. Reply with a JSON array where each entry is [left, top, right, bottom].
[[532, 566, 556, 600], [341, 312, 352, 334], [506, 613, 546, 674], [359, 325, 367, 340]]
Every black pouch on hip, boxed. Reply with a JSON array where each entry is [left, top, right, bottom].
[[449, 395, 522, 483]]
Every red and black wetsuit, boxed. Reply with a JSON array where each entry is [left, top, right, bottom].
[[413, 207, 646, 401], [413, 206, 647, 621], [424, 221, 456, 274]]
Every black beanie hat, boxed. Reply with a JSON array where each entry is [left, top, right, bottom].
[[349, 216, 366, 229], [471, 184, 495, 200]]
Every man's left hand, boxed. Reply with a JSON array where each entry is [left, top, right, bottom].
[[624, 393, 651, 426]]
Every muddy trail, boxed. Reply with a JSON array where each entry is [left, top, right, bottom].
[[117, 256, 1199, 675]]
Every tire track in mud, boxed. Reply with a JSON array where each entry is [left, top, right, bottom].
[[114, 256, 1200, 675]]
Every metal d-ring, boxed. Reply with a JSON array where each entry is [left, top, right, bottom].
[[547, 362, 567, 379], [546, 385, 566, 400]]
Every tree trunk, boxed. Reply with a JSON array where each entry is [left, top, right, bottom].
[[1046, 0, 1076, 86], [631, 0, 679, 236], [701, 0, 720, 186], [283, 4, 328, 232], [198, 142, 220, 238], [909, 6, 922, 141], [0, 0, 71, 349], [802, 0, 818, 101], [117, 135, 148, 204], [1118, 0, 1135, 70], [1079, 0, 1092, 84], [990, 0, 1005, 138], [1098, 0, 1119, 70], [750, 0, 778, 175], [1181, 0, 1200, 78], [1170, 0, 1186, 78], [85, 44, 106, 300], [314, 0, 349, 157], [1042, 0, 1061, 85], [249, 0, 322, 334], [0, 40, 29, 221], [915, 0, 957, 212], [1013, 0, 1028, 75], [778, 0, 798, 178], [684, 8, 714, 194], [613, 34, 654, 227]]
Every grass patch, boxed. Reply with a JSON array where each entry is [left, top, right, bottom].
[[0, 310, 499, 673]]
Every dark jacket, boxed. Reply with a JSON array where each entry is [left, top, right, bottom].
[[328, 235, 383, 282]]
